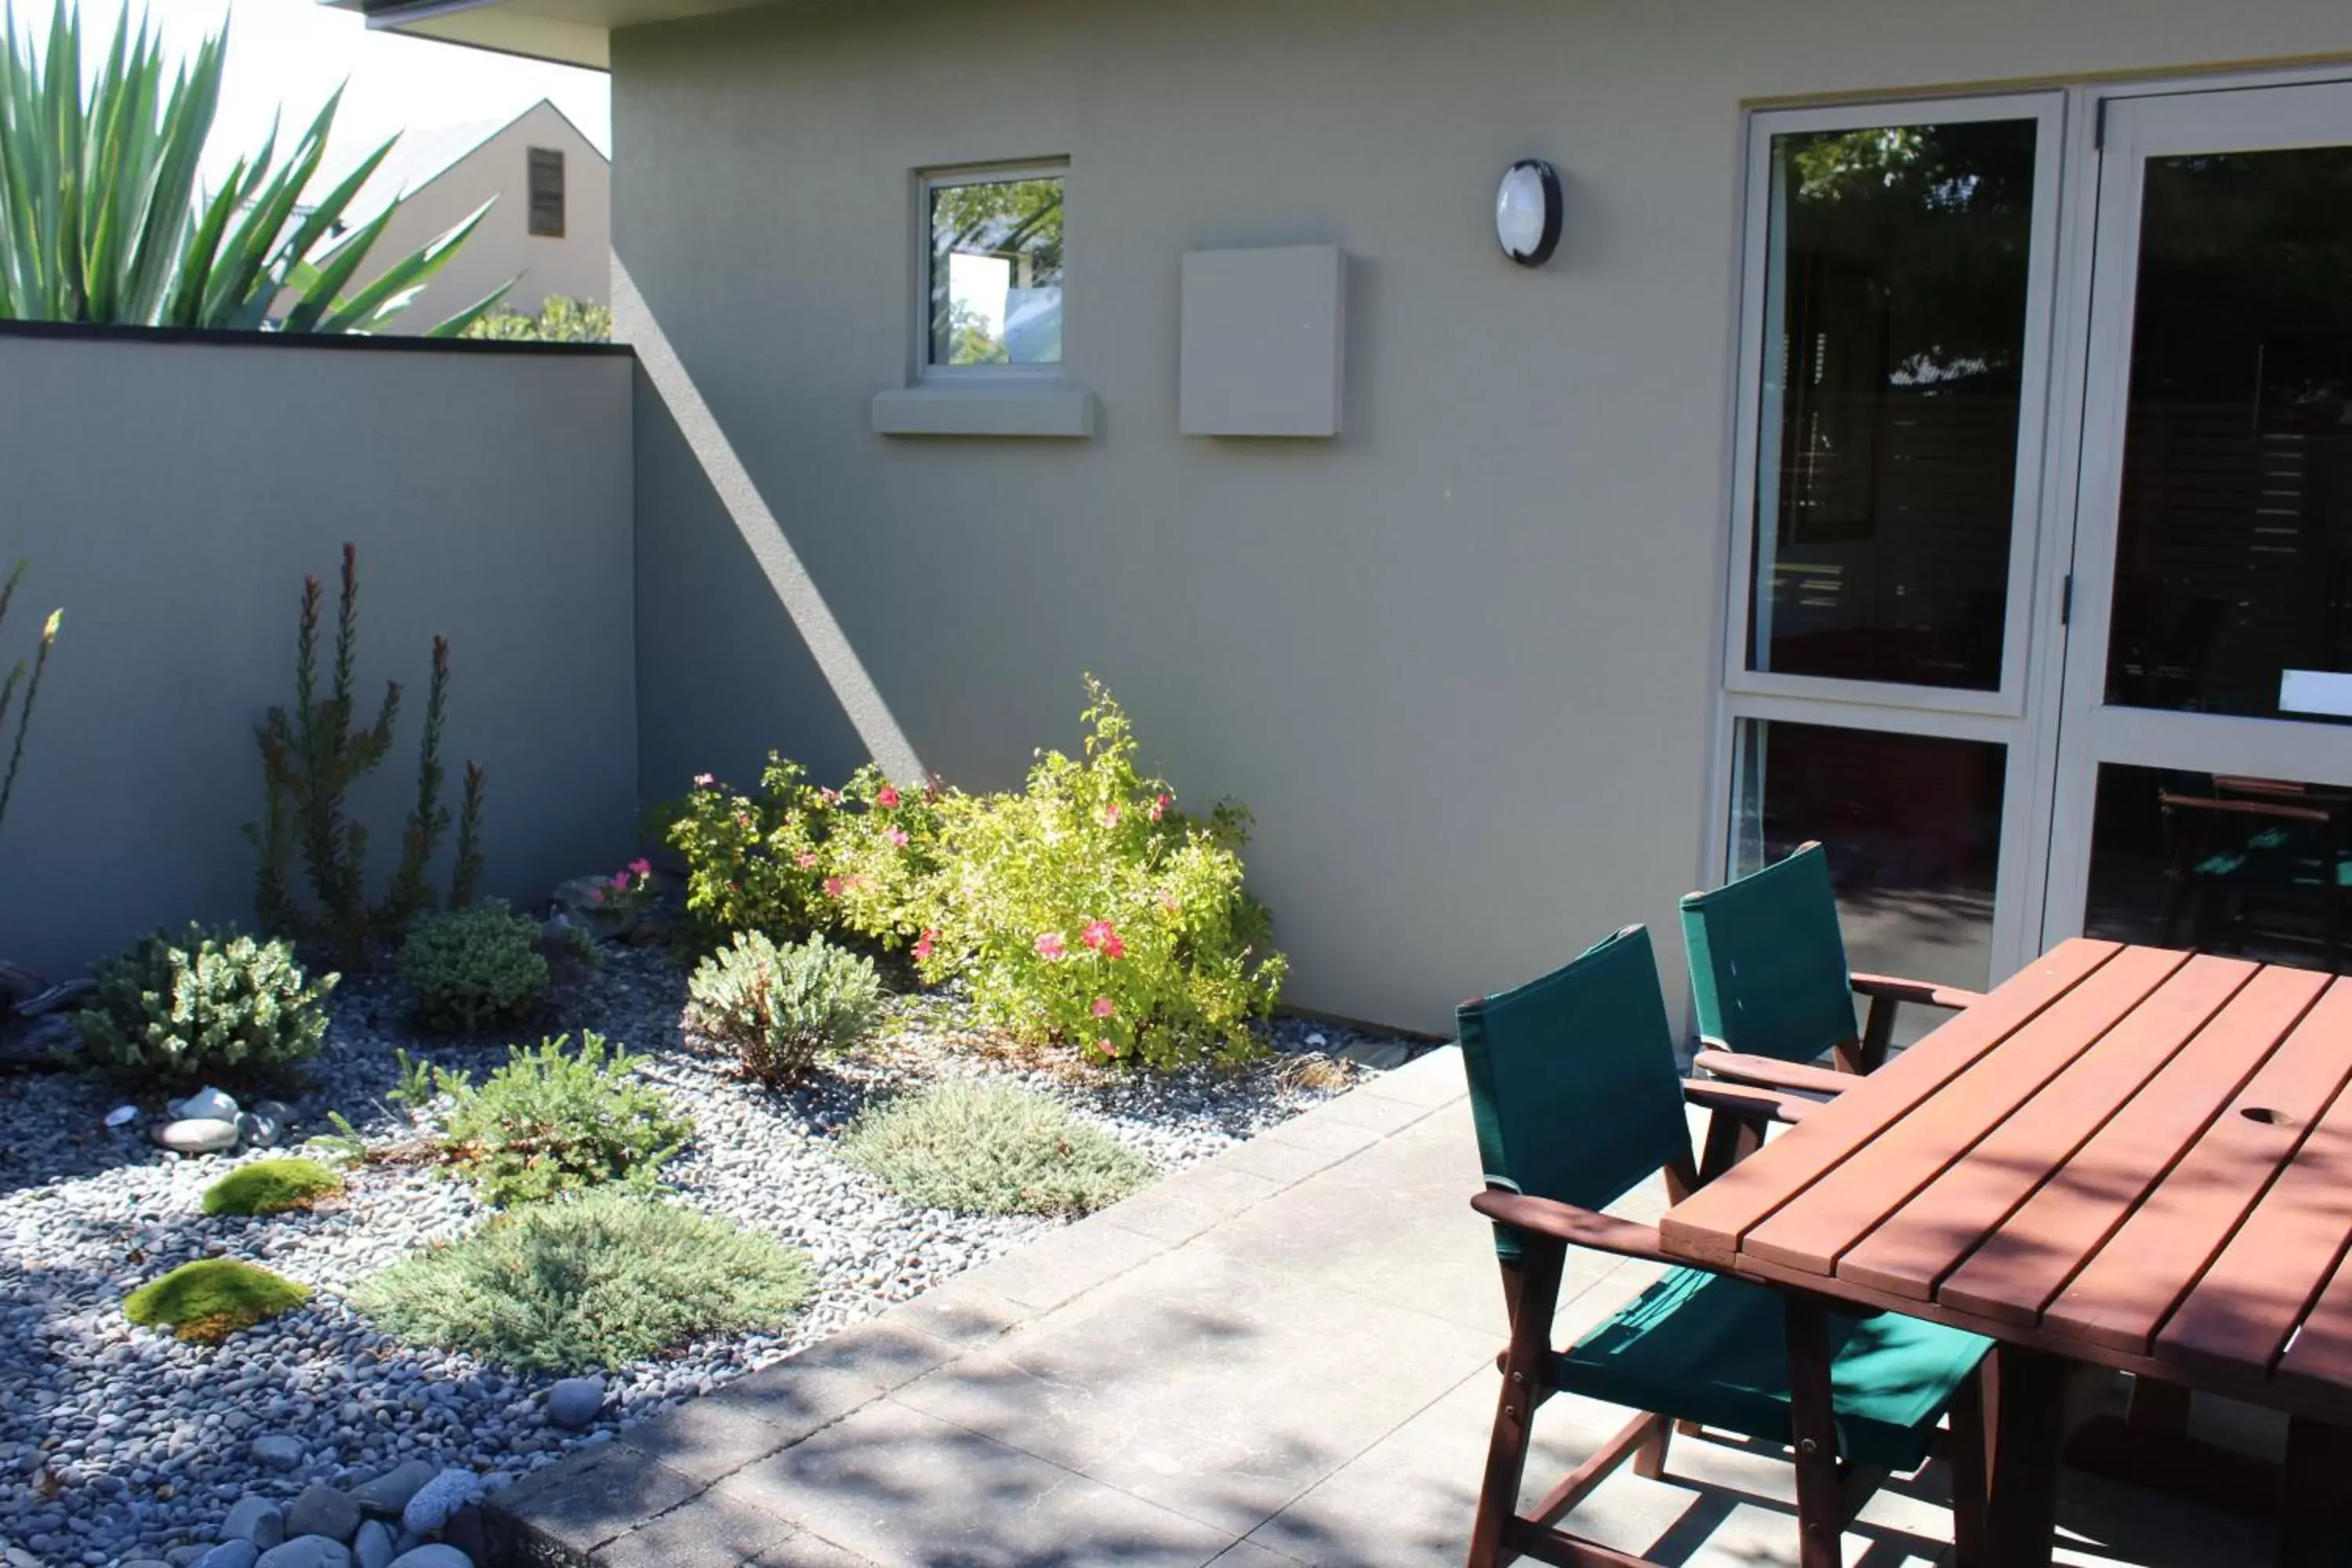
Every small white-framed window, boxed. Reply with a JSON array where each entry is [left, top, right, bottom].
[[921, 163, 1065, 373]]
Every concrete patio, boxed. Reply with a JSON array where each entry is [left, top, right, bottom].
[[487, 1047, 2270, 1568]]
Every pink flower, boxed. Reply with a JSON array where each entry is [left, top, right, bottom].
[[887, 827, 910, 848], [1149, 793, 1170, 822], [628, 858, 652, 877], [818, 787, 841, 807], [611, 871, 633, 891], [823, 877, 844, 898], [692, 772, 715, 788], [1161, 893, 1181, 914], [736, 813, 753, 827], [913, 928, 937, 962], [877, 785, 902, 808], [1080, 920, 1126, 960], [1091, 996, 1115, 1018], [797, 851, 819, 869], [1102, 802, 1120, 827], [1096, 1036, 1121, 1059], [1035, 931, 1067, 960]]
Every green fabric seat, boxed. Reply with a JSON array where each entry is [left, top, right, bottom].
[[1679, 843, 1861, 1067], [1557, 1265, 1989, 1473]]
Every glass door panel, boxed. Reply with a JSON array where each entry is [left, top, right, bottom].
[[2048, 79, 2352, 978], [1748, 118, 2042, 692]]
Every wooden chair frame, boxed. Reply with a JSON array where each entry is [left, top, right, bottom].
[[1464, 1091, 1989, 1568]]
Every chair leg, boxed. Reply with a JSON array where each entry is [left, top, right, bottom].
[[1632, 1413, 1672, 1480], [1783, 1294, 1844, 1568], [1854, 994, 1900, 1074], [1469, 1243, 1566, 1568], [1697, 1109, 1761, 1186], [1946, 1367, 1991, 1568]]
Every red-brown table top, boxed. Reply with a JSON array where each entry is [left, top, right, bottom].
[[1659, 939, 2352, 1422]]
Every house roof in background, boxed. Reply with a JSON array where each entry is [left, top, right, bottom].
[[307, 96, 608, 233]]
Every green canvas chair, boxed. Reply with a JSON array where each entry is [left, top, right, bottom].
[[1681, 842, 1984, 1101], [1459, 925, 1992, 1568]]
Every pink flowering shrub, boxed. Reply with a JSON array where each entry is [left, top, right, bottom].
[[917, 680, 1287, 1069], [664, 756, 835, 947], [666, 681, 1286, 1071]]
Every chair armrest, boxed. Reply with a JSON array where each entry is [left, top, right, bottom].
[[1470, 1189, 1679, 1266], [1693, 1044, 1854, 1098], [1849, 972, 1984, 1011], [1685, 1079, 1814, 1125]]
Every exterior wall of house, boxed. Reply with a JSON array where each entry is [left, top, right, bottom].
[[0, 328, 637, 976], [612, 0, 2352, 1034], [365, 102, 612, 333]]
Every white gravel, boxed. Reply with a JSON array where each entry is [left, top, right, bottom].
[[0, 943, 1417, 1566]]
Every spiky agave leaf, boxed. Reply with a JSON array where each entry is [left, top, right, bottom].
[[0, 4, 505, 333]]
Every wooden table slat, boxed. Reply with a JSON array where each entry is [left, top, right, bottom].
[[1936, 963, 2329, 1329], [1740, 945, 2190, 1277], [2041, 975, 2352, 1355], [1836, 954, 2259, 1302], [2155, 980, 2352, 1382], [2274, 1161, 2352, 1406], [1658, 938, 2122, 1270]]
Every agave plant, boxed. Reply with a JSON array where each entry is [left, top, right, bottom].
[[0, 2, 505, 334]]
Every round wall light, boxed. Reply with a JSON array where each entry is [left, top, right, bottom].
[[1494, 159, 1563, 267]]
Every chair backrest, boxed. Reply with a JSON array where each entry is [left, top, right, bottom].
[[1456, 926, 1691, 1250], [1679, 842, 1857, 1065]]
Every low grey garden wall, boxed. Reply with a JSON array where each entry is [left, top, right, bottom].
[[0, 325, 639, 977]]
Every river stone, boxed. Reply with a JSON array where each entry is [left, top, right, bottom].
[[256, 1540, 351, 1568], [250, 1434, 307, 1472], [154, 1117, 239, 1154], [351, 1523, 394, 1568], [171, 1086, 240, 1121], [223, 1497, 288, 1549], [237, 1110, 286, 1149], [545, 1374, 605, 1429], [384, 1548, 471, 1568], [197, 1544, 260, 1568], [398, 1470, 480, 1536], [284, 1484, 362, 1544], [351, 1460, 437, 1519]]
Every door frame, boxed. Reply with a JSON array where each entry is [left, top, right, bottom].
[[1705, 61, 2352, 990], [2036, 74, 2352, 951]]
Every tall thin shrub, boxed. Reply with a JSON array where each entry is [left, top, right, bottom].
[[0, 557, 60, 842]]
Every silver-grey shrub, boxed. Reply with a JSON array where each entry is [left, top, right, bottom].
[[685, 931, 880, 1085], [349, 1188, 812, 1371], [74, 925, 336, 1083], [840, 1078, 1154, 1217]]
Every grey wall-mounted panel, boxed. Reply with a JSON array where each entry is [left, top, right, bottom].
[[1179, 245, 1344, 437]]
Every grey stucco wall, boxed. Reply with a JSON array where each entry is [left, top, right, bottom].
[[0, 330, 637, 976], [614, 0, 2352, 1034]]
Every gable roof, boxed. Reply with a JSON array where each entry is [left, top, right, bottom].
[[306, 97, 607, 234]]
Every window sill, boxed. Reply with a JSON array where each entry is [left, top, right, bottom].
[[871, 379, 1097, 438]]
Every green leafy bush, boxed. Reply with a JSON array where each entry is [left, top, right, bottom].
[[923, 681, 1286, 1069], [74, 925, 336, 1083], [433, 1032, 691, 1207], [349, 1188, 811, 1371], [840, 1078, 1154, 1216], [397, 901, 547, 1034], [665, 754, 836, 947], [124, 1259, 308, 1343], [460, 296, 613, 343], [202, 1157, 345, 1216], [686, 931, 881, 1084]]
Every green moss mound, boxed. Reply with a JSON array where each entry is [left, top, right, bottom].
[[840, 1077, 1154, 1218], [123, 1259, 308, 1343], [349, 1188, 812, 1372], [201, 1157, 346, 1217]]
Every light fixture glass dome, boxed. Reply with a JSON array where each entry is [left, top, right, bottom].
[[1495, 160, 1562, 267]]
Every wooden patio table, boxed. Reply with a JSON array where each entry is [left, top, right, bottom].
[[1658, 938, 2352, 1566]]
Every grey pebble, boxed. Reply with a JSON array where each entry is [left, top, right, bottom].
[[255, 1539, 353, 1568], [222, 1496, 286, 1549], [283, 1485, 361, 1544], [197, 1544, 260, 1568], [384, 1549, 470, 1568], [352, 1521, 395, 1568]]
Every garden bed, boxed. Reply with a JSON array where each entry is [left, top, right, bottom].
[[0, 946, 1411, 1566]]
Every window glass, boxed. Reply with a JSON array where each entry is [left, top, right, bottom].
[[1733, 720, 2006, 1011], [1748, 119, 2039, 690], [2104, 147, 2352, 723], [928, 173, 1064, 368], [2085, 764, 2351, 976]]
